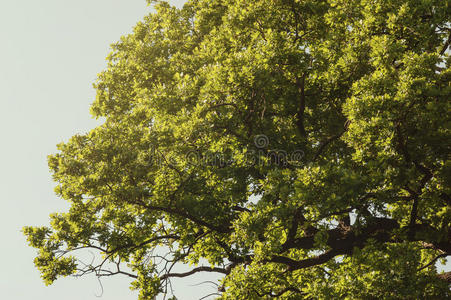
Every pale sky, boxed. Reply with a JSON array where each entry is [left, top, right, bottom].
[[0, 1, 448, 300]]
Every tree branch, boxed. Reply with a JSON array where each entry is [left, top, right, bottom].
[[439, 31, 451, 56], [312, 120, 350, 162], [160, 266, 228, 280], [256, 286, 303, 298], [130, 199, 231, 233], [295, 74, 307, 136], [438, 271, 451, 283], [417, 253, 450, 271], [105, 234, 180, 254]]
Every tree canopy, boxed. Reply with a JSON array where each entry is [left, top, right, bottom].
[[24, 0, 451, 298]]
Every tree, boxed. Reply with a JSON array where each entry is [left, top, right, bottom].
[[24, 0, 451, 298]]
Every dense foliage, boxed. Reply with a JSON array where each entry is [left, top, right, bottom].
[[24, 0, 451, 298]]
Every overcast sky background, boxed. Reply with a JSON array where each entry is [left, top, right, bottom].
[[0, 1, 224, 299], [0, 1, 449, 300]]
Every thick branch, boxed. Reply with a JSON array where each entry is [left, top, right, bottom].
[[438, 271, 451, 283], [407, 190, 419, 240], [272, 218, 400, 270], [270, 249, 344, 271]]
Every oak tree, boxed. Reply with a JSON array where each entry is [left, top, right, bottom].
[[24, 0, 451, 298]]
